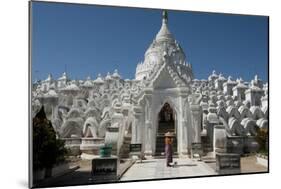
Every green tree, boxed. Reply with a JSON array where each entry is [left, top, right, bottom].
[[255, 127, 268, 155], [33, 106, 67, 178]]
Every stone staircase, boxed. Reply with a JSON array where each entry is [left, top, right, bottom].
[[155, 121, 177, 156], [119, 134, 132, 159]]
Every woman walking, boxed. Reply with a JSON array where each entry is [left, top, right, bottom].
[[165, 132, 174, 167]]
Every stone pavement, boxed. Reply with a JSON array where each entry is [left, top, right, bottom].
[[120, 158, 217, 181], [36, 156, 267, 187]]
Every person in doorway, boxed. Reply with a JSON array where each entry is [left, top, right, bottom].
[[165, 132, 174, 167]]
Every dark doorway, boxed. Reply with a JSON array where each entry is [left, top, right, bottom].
[[155, 103, 177, 156]]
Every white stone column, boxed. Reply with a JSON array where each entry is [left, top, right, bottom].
[[186, 92, 202, 155], [144, 97, 153, 156], [213, 125, 227, 153], [206, 106, 219, 147], [261, 95, 268, 109], [104, 102, 123, 155], [190, 104, 202, 143], [178, 95, 189, 156], [51, 104, 56, 121], [144, 121, 153, 156], [223, 82, 236, 96], [131, 106, 142, 144], [245, 88, 264, 106], [179, 119, 188, 155], [131, 119, 137, 144]]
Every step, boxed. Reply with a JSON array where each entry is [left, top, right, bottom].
[[155, 145, 177, 149], [158, 121, 174, 125], [158, 125, 175, 128]]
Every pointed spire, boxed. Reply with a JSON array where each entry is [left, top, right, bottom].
[[227, 76, 232, 82], [156, 10, 173, 41], [105, 72, 112, 81], [162, 10, 168, 24], [45, 73, 53, 81], [112, 69, 121, 79], [94, 73, 104, 84]]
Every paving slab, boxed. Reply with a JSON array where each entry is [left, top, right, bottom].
[[120, 158, 217, 181]]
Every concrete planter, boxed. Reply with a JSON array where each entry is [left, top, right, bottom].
[[99, 145, 113, 157]]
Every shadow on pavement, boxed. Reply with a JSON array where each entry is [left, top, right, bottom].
[[136, 160, 157, 164], [173, 163, 197, 168]]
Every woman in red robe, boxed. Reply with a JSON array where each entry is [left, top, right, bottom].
[[165, 132, 174, 167]]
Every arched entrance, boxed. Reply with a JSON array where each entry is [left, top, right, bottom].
[[155, 103, 177, 156]]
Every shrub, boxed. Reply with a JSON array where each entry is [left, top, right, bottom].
[[255, 127, 268, 155], [33, 106, 68, 176]]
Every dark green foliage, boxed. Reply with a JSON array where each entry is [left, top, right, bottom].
[[33, 106, 68, 171], [255, 127, 268, 156]]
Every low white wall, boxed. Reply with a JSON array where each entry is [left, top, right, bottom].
[[256, 156, 268, 167]]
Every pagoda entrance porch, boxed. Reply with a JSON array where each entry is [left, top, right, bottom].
[[155, 103, 177, 156]]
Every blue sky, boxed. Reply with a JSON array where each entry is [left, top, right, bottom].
[[31, 2, 268, 82]]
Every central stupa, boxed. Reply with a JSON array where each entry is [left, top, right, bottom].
[[135, 11, 187, 80]]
